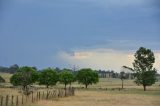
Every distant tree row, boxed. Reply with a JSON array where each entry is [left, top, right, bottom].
[[0, 64, 19, 73], [0, 64, 135, 79], [97, 70, 135, 79], [10, 67, 99, 94]]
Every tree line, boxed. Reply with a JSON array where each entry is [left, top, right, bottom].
[[10, 67, 99, 95]]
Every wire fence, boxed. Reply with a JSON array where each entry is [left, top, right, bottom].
[[0, 87, 75, 106]]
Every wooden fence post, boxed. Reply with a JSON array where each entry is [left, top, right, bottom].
[[58, 89, 60, 98], [36, 92, 38, 101], [6, 95, 9, 106], [39, 92, 40, 100], [25, 95, 27, 103], [46, 91, 48, 99], [59, 89, 61, 97], [48, 91, 51, 99], [31, 92, 33, 103], [46, 91, 50, 100], [50, 92, 53, 99], [0, 96, 3, 106], [11, 95, 14, 106], [22, 95, 23, 105], [16, 96, 18, 106], [72, 87, 75, 96], [42, 91, 44, 99], [54, 91, 57, 98]]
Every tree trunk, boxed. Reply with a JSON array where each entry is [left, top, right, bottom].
[[65, 84, 67, 89], [65, 84, 67, 96], [46, 85, 49, 88], [85, 84, 88, 89], [26, 86, 28, 94], [23, 85, 29, 95], [121, 80, 124, 89], [23, 86, 26, 91], [143, 85, 146, 91]]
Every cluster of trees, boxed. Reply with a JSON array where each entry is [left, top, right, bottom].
[[98, 70, 134, 79], [10, 67, 99, 94]]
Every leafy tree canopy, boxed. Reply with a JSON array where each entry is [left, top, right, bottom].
[[10, 66, 38, 89], [39, 68, 58, 88], [123, 47, 157, 91], [59, 69, 74, 89], [76, 68, 99, 88]]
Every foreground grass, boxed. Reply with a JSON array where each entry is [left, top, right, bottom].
[[32, 90, 160, 106], [0, 76, 160, 106], [0, 88, 160, 106]]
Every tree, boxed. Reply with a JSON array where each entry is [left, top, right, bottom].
[[10, 66, 38, 94], [119, 71, 126, 89], [123, 47, 157, 91], [39, 68, 58, 88], [59, 69, 74, 89], [76, 68, 99, 88]]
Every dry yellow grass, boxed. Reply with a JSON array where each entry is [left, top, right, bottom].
[[0, 88, 19, 95], [0, 77, 160, 106], [0, 72, 12, 83], [33, 90, 160, 106]]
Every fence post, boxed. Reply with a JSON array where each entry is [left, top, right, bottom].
[[42, 91, 44, 99], [47, 91, 50, 98], [25, 95, 27, 103], [72, 87, 75, 96], [11, 95, 14, 106], [36, 92, 38, 101], [54, 91, 56, 98], [31, 92, 33, 103], [46, 91, 50, 100], [0, 96, 3, 106], [50, 92, 52, 99], [6, 95, 9, 106], [59, 89, 61, 97], [46, 91, 48, 99], [16, 96, 18, 106], [39, 92, 40, 100], [22, 95, 23, 105], [58, 89, 60, 98]]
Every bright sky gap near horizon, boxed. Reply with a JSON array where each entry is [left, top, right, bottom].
[[0, 0, 160, 72]]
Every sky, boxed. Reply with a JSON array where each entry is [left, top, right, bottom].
[[0, 0, 160, 72]]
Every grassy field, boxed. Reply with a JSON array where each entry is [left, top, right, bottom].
[[0, 87, 160, 106], [0, 73, 160, 106], [31, 78, 160, 106], [0, 72, 12, 83], [32, 90, 160, 106]]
